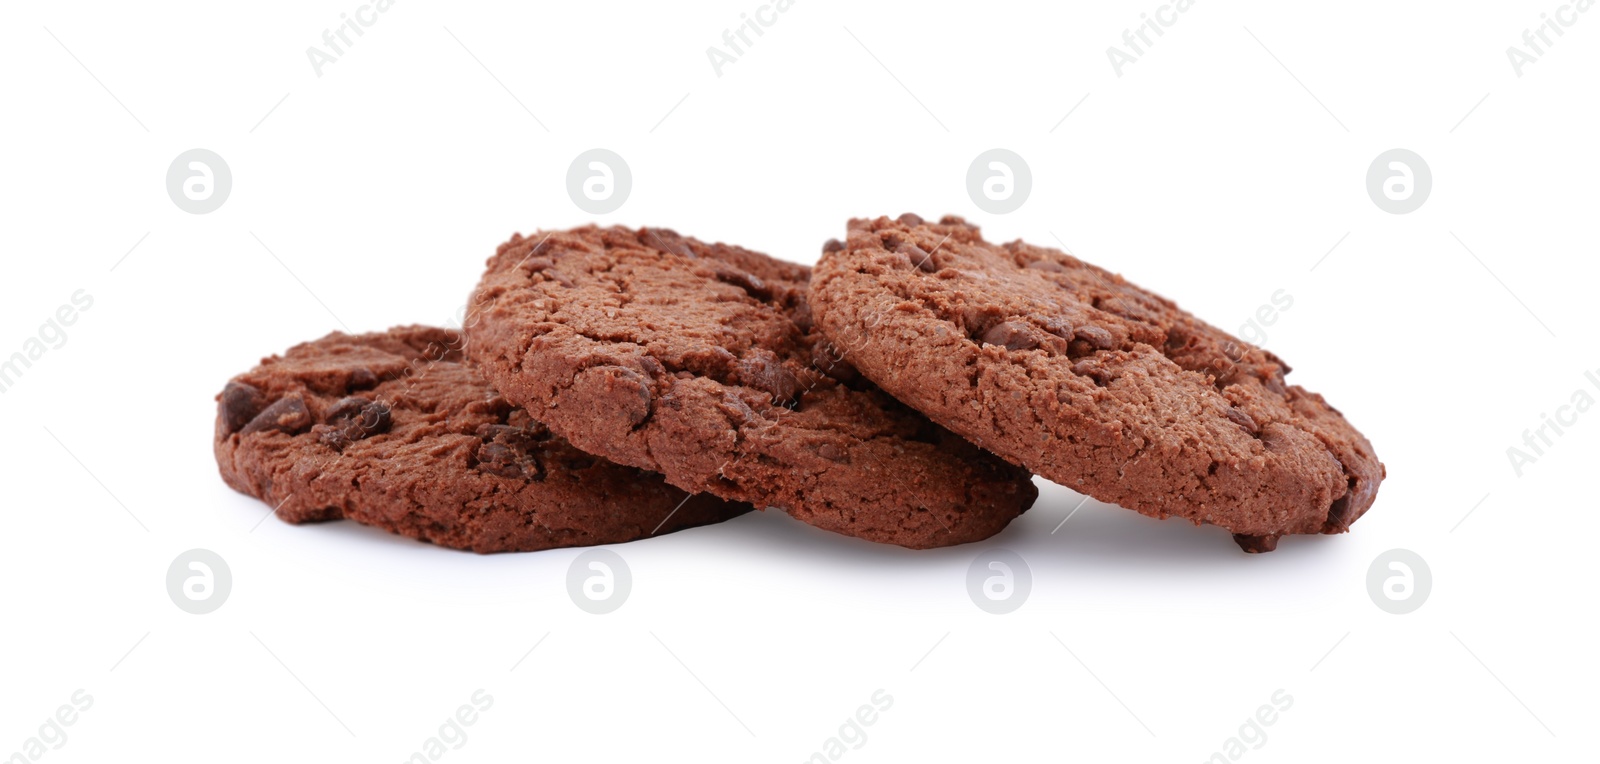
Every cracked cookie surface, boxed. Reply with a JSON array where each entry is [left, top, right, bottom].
[[464, 226, 1037, 549], [214, 325, 748, 553], [810, 215, 1384, 552]]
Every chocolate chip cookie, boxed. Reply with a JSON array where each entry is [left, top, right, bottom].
[[809, 215, 1383, 552], [214, 326, 749, 553], [464, 226, 1038, 549]]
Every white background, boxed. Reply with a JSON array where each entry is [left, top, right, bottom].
[[2, 1, 1596, 761]]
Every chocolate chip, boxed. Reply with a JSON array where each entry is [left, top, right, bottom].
[[1094, 294, 1160, 323], [738, 350, 801, 408], [347, 368, 379, 391], [1025, 259, 1065, 273], [1323, 493, 1355, 532], [343, 398, 392, 434], [643, 228, 696, 258], [603, 367, 654, 426], [1073, 325, 1115, 350], [1262, 350, 1293, 375], [240, 394, 312, 436], [356, 402, 392, 434], [313, 424, 352, 450], [325, 396, 372, 422], [902, 244, 937, 273], [1233, 533, 1279, 553], [544, 269, 575, 288], [474, 442, 527, 478], [811, 341, 860, 383], [959, 305, 1003, 337], [1264, 374, 1288, 397], [816, 442, 848, 463], [1163, 327, 1192, 353], [523, 257, 555, 273], [1071, 360, 1112, 387], [1224, 407, 1259, 436], [1258, 426, 1295, 453], [316, 396, 393, 449], [480, 423, 549, 444], [822, 238, 845, 254], [1037, 316, 1075, 340], [219, 381, 266, 435], [639, 355, 666, 379], [896, 212, 924, 227], [981, 321, 1041, 351], [714, 267, 771, 301], [473, 423, 548, 480], [789, 298, 814, 332]]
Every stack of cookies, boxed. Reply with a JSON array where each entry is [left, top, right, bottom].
[[215, 215, 1383, 554]]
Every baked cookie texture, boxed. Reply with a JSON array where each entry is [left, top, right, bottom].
[[214, 326, 748, 553], [809, 215, 1384, 552], [464, 225, 1038, 549]]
